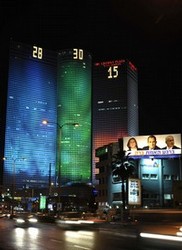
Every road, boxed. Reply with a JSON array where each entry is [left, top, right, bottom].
[[0, 215, 182, 250]]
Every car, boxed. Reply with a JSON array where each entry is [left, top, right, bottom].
[[176, 226, 182, 236], [56, 211, 82, 229], [13, 213, 38, 227], [56, 211, 103, 230]]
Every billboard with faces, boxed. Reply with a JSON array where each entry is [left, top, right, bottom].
[[123, 133, 181, 158]]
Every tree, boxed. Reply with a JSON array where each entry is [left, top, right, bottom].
[[112, 150, 135, 221]]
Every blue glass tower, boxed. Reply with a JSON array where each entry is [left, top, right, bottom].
[[3, 41, 57, 190]]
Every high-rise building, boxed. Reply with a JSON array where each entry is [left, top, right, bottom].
[[56, 48, 92, 185], [92, 59, 138, 182], [3, 43, 92, 193], [3, 40, 136, 194], [3, 41, 57, 190]]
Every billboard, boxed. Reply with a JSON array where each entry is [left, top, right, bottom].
[[123, 134, 181, 158], [128, 178, 141, 205]]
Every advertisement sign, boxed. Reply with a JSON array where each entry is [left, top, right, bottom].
[[128, 178, 141, 205], [39, 196, 46, 210], [123, 134, 181, 158]]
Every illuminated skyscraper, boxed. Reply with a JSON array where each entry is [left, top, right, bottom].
[[93, 59, 138, 182], [4, 41, 136, 193], [3, 41, 57, 190], [3, 43, 92, 192], [57, 49, 92, 185]]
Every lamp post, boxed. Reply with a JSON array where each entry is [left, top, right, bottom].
[[3, 157, 26, 216], [42, 120, 79, 213]]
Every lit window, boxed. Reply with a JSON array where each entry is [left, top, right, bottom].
[[142, 174, 149, 179], [150, 174, 158, 180], [164, 175, 171, 180]]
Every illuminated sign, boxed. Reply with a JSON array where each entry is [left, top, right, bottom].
[[128, 178, 141, 205], [32, 46, 43, 59], [39, 196, 46, 210], [123, 134, 181, 158], [95, 146, 108, 157], [94, 59, 125, 67], [128, 61, 137, 72]]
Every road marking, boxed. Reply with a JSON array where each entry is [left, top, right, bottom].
[[74, 245, 90, 249], [140, 232, 182, 242]]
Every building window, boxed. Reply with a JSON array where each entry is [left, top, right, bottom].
[[143, 193, 149, 198], [150, 194, 159, 199], [150, 174, 158, 180], [142, 174, 150, 179], [171, 175, 178, 180], [164, 175, 171, 180], [164, 194, 172, 200], [113, 192, 121, 200], [100, 166, 105, 173]]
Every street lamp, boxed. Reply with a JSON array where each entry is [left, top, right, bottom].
[[42, 120, 79, 130], [3, 157, 26, 215], [42, 120, 79, 212]]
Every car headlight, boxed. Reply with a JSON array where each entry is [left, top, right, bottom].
[[29, 218, 38, 223], [16, 218, 25, 223]]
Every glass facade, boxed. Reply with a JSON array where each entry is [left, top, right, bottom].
[[3, 43, 92, 193], [93, 59, 138, 183], [3, 41, 57, 190], [57, 49, 92, 185], [3, 41, 138, 193]]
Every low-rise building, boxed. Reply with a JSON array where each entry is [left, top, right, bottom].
[[95, 140, 182, 210]]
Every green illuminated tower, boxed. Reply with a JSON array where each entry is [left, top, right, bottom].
[[57, 48, 92, 185]]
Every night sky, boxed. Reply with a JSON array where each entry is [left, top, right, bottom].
[[0, 0, 182, 139]]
